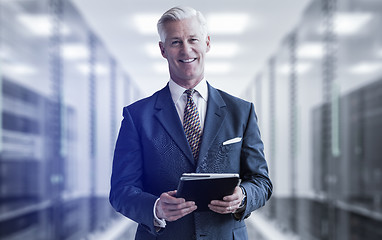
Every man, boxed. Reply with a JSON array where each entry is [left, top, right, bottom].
[[109, 6, 272, 240]]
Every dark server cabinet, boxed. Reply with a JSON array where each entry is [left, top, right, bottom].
[[310, 78, 382, 240], [362, 80, 382, 210], [0, 79, 89, 240], [0, 79, 55, 239], [341, 79, 382, 211]]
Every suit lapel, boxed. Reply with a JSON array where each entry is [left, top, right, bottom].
[[197, 84, 227, 164], [154, 85, 195, 164]]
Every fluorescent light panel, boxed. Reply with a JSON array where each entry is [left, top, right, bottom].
[[17, 14, 71, 36], [297, 42, 324, 59], [279, 62, 311, 75], [350, 61, 382, 74], [335, 12, 373, 35], [207, 13, 250, 34], [77, 63, 108, 75], [2, 63, 36, 76], [318, 12, 373, 36], [62, 44, 89, 60]]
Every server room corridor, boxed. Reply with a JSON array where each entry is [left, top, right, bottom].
[[0, 0, 382, 239]]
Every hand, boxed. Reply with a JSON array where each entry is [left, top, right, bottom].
[[208, 186, 243, 214], [156, 190, 197, 221]]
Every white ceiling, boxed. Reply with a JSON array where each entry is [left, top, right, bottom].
[[71, 0, 310, 97]]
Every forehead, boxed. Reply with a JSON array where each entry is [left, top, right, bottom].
[[163, 17, 203, 39]]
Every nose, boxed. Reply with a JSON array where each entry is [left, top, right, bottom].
[[181, 42, 192, 54]]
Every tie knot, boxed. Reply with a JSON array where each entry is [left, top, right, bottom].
[[185, 89, 195, 97]]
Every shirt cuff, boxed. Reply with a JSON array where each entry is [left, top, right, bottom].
[[153, 198, 166, 228]]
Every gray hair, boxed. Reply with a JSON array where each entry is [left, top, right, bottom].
[[157, 6, 208, 42]]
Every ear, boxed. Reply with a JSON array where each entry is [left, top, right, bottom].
[[205, 35, 211, 53], [159, 42, 167, 58]]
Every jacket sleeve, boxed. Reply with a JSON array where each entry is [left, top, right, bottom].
[[109, 107, 160, 236], [236, 103, 273, 220]]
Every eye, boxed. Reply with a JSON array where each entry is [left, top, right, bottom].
[[171, 40, 181, 46], [190, 38, 199, 43]]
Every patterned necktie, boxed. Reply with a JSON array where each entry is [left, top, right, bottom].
[[183, 89, 202, 161]]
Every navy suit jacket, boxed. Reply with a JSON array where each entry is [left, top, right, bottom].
[[109, 83, 272, 240]]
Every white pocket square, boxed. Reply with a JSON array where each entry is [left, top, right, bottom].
[[223, 137, 242, 145]]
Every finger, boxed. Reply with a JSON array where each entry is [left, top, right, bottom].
[[166, 190, 178, 196], [162, 200, 196, 212], [157, 191, 186, 219], [210, 200, 229, 207], [223, 195, 240, 202], [209, 199, 242, 214], [165, 204, 198, 221], [223, 186, 242, 201], [210, 199, 241, 207], [208, 204, 234, 214], [160, 192, 185, 205], [169, 205, 198, 220]]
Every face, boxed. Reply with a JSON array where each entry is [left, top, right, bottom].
[[159, 17, 210, 88]]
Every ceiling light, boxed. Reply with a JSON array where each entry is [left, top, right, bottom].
[[335, 12, 372, 35], [2, 63, 36, 76], [350, 61, 382, 74], [207, 13, 250, 34], [17, 14, 70, 37], [77, 63, 108, 75], [133, 14, 161, 35], [319, 12, 373, 36], [62, 44, 89, 60], [209, 43, 239, 58], [205, 62, 233, 74], [297, 42, 324, 59], [278, 62, 311, 75]]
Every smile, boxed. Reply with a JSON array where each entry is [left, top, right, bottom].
[[179, 58, 197, 63]]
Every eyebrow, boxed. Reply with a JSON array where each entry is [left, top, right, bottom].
[[168, 35, 199, 40]]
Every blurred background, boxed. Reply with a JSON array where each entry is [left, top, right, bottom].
[[0, 0, 381, 239]]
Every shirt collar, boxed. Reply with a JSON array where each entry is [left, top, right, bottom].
[[169, 78, 208, 103]]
